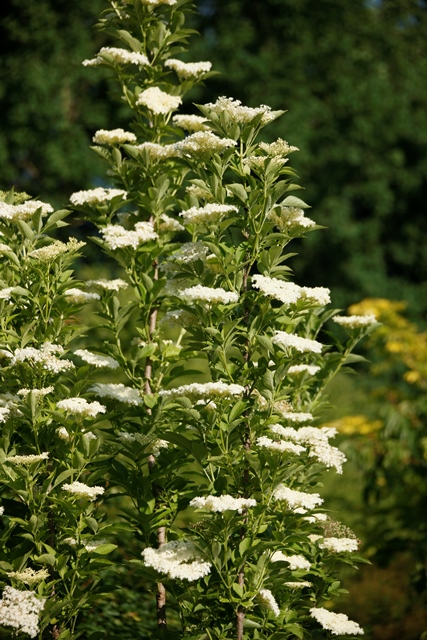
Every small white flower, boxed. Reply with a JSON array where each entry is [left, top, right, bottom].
[[142, 540, 211, 581], [137, 87, 182, 115], [89, 383, 143, 406], [159, 381, 244, 400], [287, 364, 320, 376], [259, 139, 299, 156], [258, 589, 280, 617], [74, 349, 119, 369], [56, 397, 106, 418], [0, 586, 45, 638], [203, 96, 278, 125], [70, 187, 127, 207], [267, 206, 315, 231], [272, 484, 323, 511], [310, 607, 364, 636], [57, 427, 71, 441], [158, 214, 185, 232], [101, 221, 158, 250], [300, 286, 331, 306], [180, 203, 238, 225], [93, 128, 137, 145], [165, 59, 212, 79], [7, 568, 50, 586], [4, 452, 49, 465], [64, 288, 101, 304], [320, 537, 359, 553], [190, 495, 256, 513], [272, 332, 323, 354], [173, 114, 209, 132], [256, 436, 306, 455], [62, 481, 104, 500], [333, 314, 377, 329], [0, 407, 10, 423], [134, 141, 181, 160], [178, 284, 238, 304], [0, 200, 53, 221], [86, 278, 129, 292], [83, 47, 149, 67], [176, 131, 237, 157], [271, 552, 310, 571], [252, 275, 301, 305]]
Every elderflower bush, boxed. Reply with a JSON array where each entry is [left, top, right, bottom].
[[0, 191, 122, 638], [68, 1, 379, 637]]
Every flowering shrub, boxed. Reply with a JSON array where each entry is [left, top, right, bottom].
[[0, 1, 378, 638]]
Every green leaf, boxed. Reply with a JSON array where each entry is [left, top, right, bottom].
[[91, 544, 117, 555]]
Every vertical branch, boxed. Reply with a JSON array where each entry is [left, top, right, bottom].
[[145, 264, 167, 631]]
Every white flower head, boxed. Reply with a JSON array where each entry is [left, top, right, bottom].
[[9, 342, 74, 373], [173, 114, 209, 132], [134, 142, 181, 161], [0, 407, 10, 423], [74, 349, 119, 369], [267, 206, 316, 231], [0, 200, 53, 222], [83, 47, 149, 67], [64, 288, 101, 304], [203, 96, 278, 125], [178, 284, 238, 305], [158, 214, 185, 232], [159, 381, 244, 401], [271, 551, 311, 571], [252, 275, 301, 305], [333, 314, 377, 329], [165, 59, 212, 79], [258, 589, 280, 617], [256, 436, 306, 455], [4, 452, 49, 465], [70, 188, 127, 207], [287, 364, 321, 376], [142, 540, 211, 581], [259, 138, 299, 157], [272, 484, 323, 511], [7, 568, 50, 586], [0, 586, 45, 638], [180, 203, 238, 225], [93, 128, 137, 145], [310, 607, 364, 636], [176, 131, 237, 157], [89, 383, 143, 406], [101, 221, 157, 250], [190, 495, 256, 514], [62, 481, 104, 501], [272, 332, 323, 354], [137, 87, 182, 114], [86, 278, 129, 292], [320, 537, 359, 553], [56, 397, 106, 418]]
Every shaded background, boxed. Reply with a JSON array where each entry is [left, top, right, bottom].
[[1, 1, 427, 638]]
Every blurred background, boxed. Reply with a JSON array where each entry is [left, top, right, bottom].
[[1, 0, 427, 638]]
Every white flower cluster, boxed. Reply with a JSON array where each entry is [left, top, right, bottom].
[[244, 155, 288, 172], [0, 242, 11, 252], [284, 580, 313, 589], [0, 287, 18, 301], [180, 203, 238, 225], [86, 278, 129, 292], [178, 284, 238, 304], [7, 568, 49, 586], [267, 206, 315, 231], [259, 139, 299, 157], [159, 381, 244, 400], [177, 131, 237, 157], [204, 96, 278, 125], [165, 58, 212, 79], [140, 0, 177, 5], [93, 128, 137, 145], [287, 364, 320, 376], [333, 314, 377, 329], [70, 187, 127, 207], [9, 342, 74, 373], [270, 424, 346, 473], [258, 589, 280, 617], [320, 537, 359, 553], [272, 332, 323, 354], [173, 114, 209, 132], [0, 586, 45, 638], [89, 383, 143, 406], [271, 551, 311, 571], [279, 411, 313, 423], [64, 537, 106, 552], [101, 221, 157, 250], [160, 242, 209, 271], [190, 495, 256, 514], [135, 141, 181, 160], [142, 540, 211, 581], [0, 407, 10, 423], [158, 213, 184, 232], [310, 607, 364, 636], [272, 484, 323, 511], [28, 238, 85, 262], [137, 87, 182, 114], [256, 436, 306, 455], [252, 275, 330, 306], [74, 349, 119, 369], [62, 481, 104, 500], [83, 47, 149, 67], [4, 452, 49, 465], [64, 288, 101, 304], [56, 397, 106, 418], [17, 387, 54, 399], [0, 200, 53, 221], [0, 506, 4, 515]]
